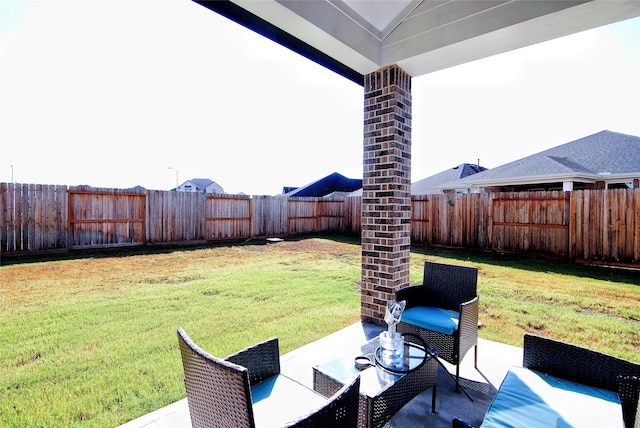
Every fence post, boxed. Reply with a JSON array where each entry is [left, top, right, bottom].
[[569, 191, 576, 259], [634, 189, 640, 262], [488, 192, 495, 253], [144, 190, 149, 245], [67, 186, 72, 251]]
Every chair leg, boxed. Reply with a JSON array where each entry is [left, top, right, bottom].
[[474, 345, 478, 370], [431, 384, 437, 413], [434, 355, 473, 402], [453, 418, 475, 428]]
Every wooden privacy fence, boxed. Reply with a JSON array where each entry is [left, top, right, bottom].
[[0, 184, 69, 252], [410, 190, 639, 264], [492, 192, 570, 258], [1, 183, 638, 266], [69, 189, 146, 249]]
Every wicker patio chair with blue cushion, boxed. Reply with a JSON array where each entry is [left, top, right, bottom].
[[457, 334, 640, 428], [177, 328, 360, 428], [522, 334, 640, 428], [395, 261, 479, 392]]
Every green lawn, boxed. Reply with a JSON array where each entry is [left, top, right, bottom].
[[1, 235, 638, 427], [409, 245, 640, 358]]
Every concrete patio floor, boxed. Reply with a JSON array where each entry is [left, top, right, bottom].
[[119, 322, 523, 428]]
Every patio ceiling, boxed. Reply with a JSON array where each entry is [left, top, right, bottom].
[[193, 0, 640, 85]]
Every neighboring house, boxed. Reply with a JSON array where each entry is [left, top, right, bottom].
[[347, 163, 486, 196], [440, 130, 640, 193], [175, 178, 225, 194], [346, 163, 485, 197], [282, 172, 362, 197], [412, 163, 486, 195]]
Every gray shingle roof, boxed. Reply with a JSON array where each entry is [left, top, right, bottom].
[[190, 178, 214, 190], [442, 130, 640, 190], [412, 163, 486, 195], [181, 178, 225, 193]]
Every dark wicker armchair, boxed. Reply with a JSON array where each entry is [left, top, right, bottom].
[[453, 334, 640, 428], [523, 334, 640, 428], [395, 261, 479, 391], [177, 328, 360, 428]]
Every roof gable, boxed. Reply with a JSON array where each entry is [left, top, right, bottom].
[[179, 178, 225, 193], [284, 172, 362, 197], [190, 178, 214, 189], [412, 163, 486, 195]]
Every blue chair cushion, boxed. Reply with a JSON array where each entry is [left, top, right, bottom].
[[401, 306, 459, 336]]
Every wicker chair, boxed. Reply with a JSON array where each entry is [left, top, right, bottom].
[[395, 261, 479, 391], [523, 334, 640, 428], [177, 328, 360, 428]]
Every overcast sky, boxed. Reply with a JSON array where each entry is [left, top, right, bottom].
[[1, 1, 639, 195]]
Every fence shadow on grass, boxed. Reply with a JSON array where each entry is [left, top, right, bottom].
[[0, 233, 358, 266], [3, 233, 637, 288], [410, 243, 640, 287]]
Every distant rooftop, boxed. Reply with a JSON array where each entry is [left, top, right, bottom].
[[412, 163, 486, 195], [441, 130, 640, 192], [283, 172, 362, 197]]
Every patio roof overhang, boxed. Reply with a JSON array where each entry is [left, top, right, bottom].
[[193, 0, 640, 85]]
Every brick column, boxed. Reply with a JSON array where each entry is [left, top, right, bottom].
[[361, 65, 412, 324]]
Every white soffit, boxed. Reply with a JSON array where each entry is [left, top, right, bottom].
[[338, 0, 417, 35], [207, 0, 640, 79], [234, 0, 380, 74], [393, 1, 640, 75]]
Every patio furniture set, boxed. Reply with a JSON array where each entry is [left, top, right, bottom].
[[177, 261, 640, 428]]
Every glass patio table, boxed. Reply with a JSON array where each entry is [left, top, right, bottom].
[[313, 335, 437, 428]]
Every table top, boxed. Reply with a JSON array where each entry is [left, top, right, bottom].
[[314, 335, 432, 399]]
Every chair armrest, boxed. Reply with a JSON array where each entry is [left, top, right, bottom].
[[226, 337, 281, 386], [460, 295, 479, 314], [458, 296, 479, 334], [457, 296, 479, 360]]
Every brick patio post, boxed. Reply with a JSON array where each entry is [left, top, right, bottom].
[[361, 65, 412, 324]]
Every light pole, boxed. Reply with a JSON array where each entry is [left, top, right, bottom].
[[167, 167, 178, 190]]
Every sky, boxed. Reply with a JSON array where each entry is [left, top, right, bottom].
[[1, 0, 639, 195]]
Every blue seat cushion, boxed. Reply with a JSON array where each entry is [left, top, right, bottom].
[[401, 306, 459, 335], [480, 366, 624, 427]]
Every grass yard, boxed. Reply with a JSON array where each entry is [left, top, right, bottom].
[[1, 235, 639, 427], [411, 245, 640, 359]]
